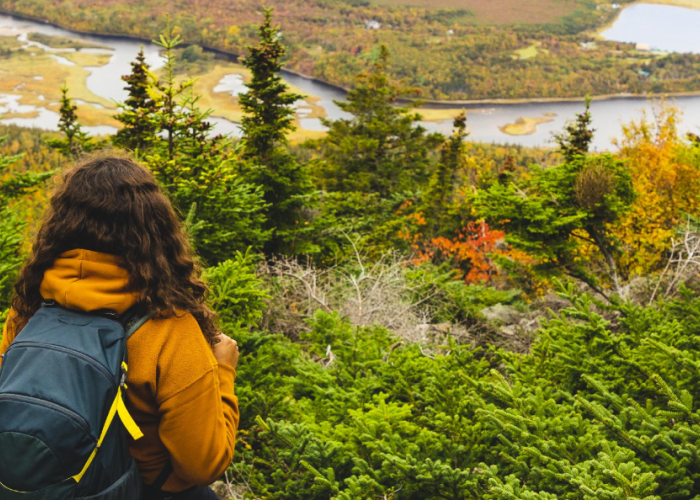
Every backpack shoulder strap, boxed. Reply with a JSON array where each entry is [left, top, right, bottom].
[[120, 304, 151, 339]]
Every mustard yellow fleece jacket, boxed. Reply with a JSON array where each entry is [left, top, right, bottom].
[[0, 249, 239, 493]]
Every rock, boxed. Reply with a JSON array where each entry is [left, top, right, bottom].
[[540, 292, 570, 312], [481, 304, 522, 324], [500, 325, 517, 336], [211, 481, 229, 500]]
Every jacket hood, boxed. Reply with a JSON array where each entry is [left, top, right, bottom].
[[40, 249, 138, 315]]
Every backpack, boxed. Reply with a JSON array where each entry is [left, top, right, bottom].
[[0, 300, 150, 499]]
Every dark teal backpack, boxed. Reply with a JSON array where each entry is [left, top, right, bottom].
[[0, 300, 150, 499]]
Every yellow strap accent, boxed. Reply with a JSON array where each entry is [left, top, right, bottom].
[[72, 387, 143, 483], [117, 392, 144, 440]]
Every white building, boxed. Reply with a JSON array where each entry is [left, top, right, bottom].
[[365, 20, 381, 30]]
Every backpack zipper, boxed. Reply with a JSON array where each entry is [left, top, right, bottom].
[[6, 342, 116, 385], [0, 393, 94, 440]]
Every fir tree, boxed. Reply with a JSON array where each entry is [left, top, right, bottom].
[[239, 7, 314, 255], [152, 28, 195, 161], [113, 47, 158, 152], [423, 111, 468, 236], [318, 45, 442, 196], [239, 7, 301, 165], [0, 147, 52, 312], [497, 154, 516, 185], [49, 85, 95, 157], [139, 27, 269, 264], [554, 95, 595, 161], [476, 149, 635, 298]]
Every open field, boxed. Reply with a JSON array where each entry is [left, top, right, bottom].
[[0, 33, 325, 141], [372, 0, 579, 24], [0, 34, 119, 128]]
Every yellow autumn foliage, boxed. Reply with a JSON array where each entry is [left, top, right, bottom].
[[613, 103, 700, 277]]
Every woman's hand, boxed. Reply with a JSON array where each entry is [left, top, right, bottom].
[[212, 334, 239, 370]]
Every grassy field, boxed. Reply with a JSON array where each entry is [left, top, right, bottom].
[[0, 35, 120, 128], [169, 62, 326, 141], [372, 0, 579, 24], [0, 34, 325, 141]]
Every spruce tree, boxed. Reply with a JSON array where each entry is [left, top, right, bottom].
[[138, 27, 269, 264], [554, 95, 595, 161], [0, 148, 52, 313], [318, 45, 442, 196], [476, 149, 635, 298], [423, 112, 468, 236], [113, 47, 158, 152], [239, 7, 314, 255], [239, 7, 301, 165], [49, 85, 95, 157]]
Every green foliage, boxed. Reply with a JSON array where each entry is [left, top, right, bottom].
[[476, 153, 636, 297], [239, 7, 315, 255], [113, 28, 270, 264], [48, 85, 100, 157], [204, 249, 270, 336], [423, 112, 468, 237], [554, 96, 595, 162], [316, 46, 442, 197], [0, 147, 52, 314], [405, 262, 523, 323], [113, 47, 158, 152], [225, 280, 700, 499]]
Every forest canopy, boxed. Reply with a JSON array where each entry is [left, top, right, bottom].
[[3, 0, 700, 100]]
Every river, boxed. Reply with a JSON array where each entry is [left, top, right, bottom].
[[1, 7, 700, 149]]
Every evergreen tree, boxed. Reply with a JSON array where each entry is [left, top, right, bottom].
[[49, 85, 96, 157], [318, 46, 442, 196], [239, 7, 314, 255], [239, 7, 301, 165], [497, 154, 516, 185], [0, 147, 52, 313], [554, 95, 595, 161], [423, 112, 468, 236], [140, 27, 269, 264], [476, 150, 635, 298], [113, 47, 158, 152]]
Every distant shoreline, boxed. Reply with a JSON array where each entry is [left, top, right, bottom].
[[415, 91, 700, 110], [2, 8, 700, 110]]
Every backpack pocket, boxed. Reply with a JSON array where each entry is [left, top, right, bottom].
[[0, 478, 75, 500], [75, 459, 142, 500], [0, 395, 96, 492]]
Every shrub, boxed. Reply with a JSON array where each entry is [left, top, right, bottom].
[[223, 283, 700, 499]]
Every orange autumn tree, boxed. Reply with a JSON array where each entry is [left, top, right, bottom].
[[411, 220, 526, 283], [613, 103, 700, 277]]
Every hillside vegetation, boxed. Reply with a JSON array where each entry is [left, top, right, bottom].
[[373, 0, 579, 23], [5, 10, 700, 499], [4, 0, 700, 99]]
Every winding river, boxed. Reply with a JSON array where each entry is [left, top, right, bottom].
[[1, 6, 700, 149]]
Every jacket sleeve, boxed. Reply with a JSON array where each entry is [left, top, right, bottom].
[[157, 362, 239, 486], [0, 309, 18, 370]]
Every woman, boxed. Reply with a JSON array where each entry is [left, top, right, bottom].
[[0, 153, 239, 499]]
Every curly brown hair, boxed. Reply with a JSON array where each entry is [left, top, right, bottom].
[[11, 152, 218, 342]]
